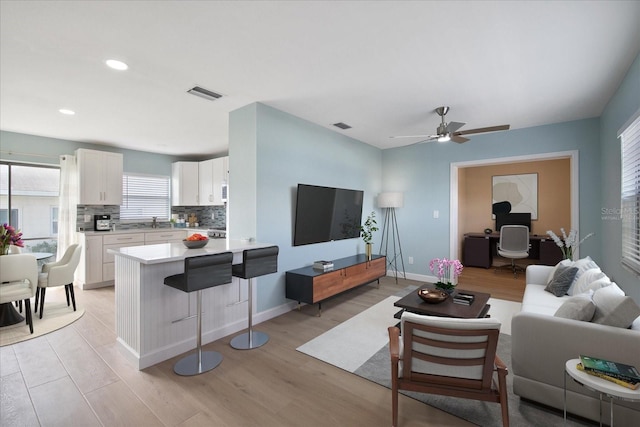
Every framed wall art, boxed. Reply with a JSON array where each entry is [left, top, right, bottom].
[[492, 173, 538, 220]]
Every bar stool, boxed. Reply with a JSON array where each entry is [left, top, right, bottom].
[[230, 246, 279, 350], [164, 252, 233, 376]]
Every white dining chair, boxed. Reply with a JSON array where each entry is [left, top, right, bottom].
[[35, 244, 82, 319], [0, 254, 38, 333]]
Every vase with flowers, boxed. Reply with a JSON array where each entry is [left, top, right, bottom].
[[546, 228, 594, 260], [0, 223, 24, 255], [429, 257, 464, 294]]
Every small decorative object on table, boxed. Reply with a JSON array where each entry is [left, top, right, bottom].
[[360, 211, 379, 260], [429, 257, 464, 295], [183, 233, 208, 249], [0, 223, 24, 255], [546, 228, 594, 260], [417, 288, 448, 304]]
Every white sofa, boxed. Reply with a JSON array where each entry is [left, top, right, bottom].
[[511, 263, 640, 425]]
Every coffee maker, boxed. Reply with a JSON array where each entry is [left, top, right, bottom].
[[94, 214, 111, 231]]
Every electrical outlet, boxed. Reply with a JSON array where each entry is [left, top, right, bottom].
[[211, 212, 215, 220], [408, 256, 414, 264], [84, 214, 91, 222]]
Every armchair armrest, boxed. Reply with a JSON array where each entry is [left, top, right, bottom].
[[388, 326, 400, 362]]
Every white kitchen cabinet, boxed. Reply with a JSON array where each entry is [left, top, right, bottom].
[[172, 162, 199, 206], [77, 234, 103, 289], [77, 148, 123, 205], [144, 230, 186, 244], [102, 233, 145, 282], [198, 157, 228, 206]]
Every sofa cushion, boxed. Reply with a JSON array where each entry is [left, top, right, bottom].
[[545, 266, 579, 297], [568, 268, 609, 296], [521, 283, 568, 315], [554, 291, 596, 321], [592, 284, 640, 328]]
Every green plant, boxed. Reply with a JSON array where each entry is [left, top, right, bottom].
[[360, 211, 379, 244]]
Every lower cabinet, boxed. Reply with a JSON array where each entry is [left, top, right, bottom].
[[285, 255, 386, 308], [78, 230, 188, 289]]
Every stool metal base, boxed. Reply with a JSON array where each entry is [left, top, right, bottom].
[[174, 351, 223, 376], [230, 331, 269, 350]]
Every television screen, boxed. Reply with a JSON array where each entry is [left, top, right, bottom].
[[293, 184, 364, 246], [496, 212, 532, 232]]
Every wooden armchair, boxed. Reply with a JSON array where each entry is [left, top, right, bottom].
[[388, 312, 509, 427]]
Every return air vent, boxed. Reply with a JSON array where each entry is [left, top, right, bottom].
[[333, 122, 352, 130], [187, 86, 223, 101]]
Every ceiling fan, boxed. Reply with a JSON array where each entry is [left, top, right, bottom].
[[390, 106, 510, 144]]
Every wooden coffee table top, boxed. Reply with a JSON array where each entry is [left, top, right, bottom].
[[394, 284, 491, 319]]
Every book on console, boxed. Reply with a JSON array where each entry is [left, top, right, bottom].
[[313, 260, 334, 271], [576, 363, 640, 390], [580, 355, 640, 383]]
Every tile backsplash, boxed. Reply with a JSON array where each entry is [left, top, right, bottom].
[[77, 205, 226, 231]]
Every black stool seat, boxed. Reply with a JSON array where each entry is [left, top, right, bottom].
[[164, 252, 233, 376], [165, 252, 233, 292], [230, 246, 279, 350]]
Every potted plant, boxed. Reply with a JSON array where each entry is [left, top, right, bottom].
[[360, 211, 379, 260], [429, 257, 464, 294]]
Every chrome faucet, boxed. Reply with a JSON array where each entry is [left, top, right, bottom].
[[151, 217, 158, 228]]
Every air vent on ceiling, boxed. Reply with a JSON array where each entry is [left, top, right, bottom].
[[187, 86, 223, 101], [333, 122, 352, 130]]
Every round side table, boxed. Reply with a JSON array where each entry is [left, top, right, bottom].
[[564, 358, 640, 426]]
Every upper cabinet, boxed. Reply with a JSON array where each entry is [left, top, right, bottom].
[[77, 148, 123, 205], [172, 161, 199, 206], [198, 157, 228, 206], [173, 157, 228, 206]]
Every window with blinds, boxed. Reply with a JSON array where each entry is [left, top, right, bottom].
[[620, 112, 640, 274], [120, 173, 171, 221]]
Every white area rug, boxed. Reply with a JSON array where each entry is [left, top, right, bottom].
[[297, 294, 522, 373]]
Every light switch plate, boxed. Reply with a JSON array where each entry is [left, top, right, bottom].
[[433, 210, 439, 219]]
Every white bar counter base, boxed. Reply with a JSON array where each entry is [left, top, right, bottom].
[[109, 239, 273, 370]]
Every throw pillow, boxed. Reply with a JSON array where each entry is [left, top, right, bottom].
[[545, 266, 579, 297], [568, 268, 608, 295], [546, 259, 572, 285], [554, 291, 596, 321], [592, 284, 640, 328], [570, 256, 600, 284]]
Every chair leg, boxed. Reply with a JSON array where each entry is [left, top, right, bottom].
[[39, 288, 46, 319], [498, 370, 510, 427], [392, 381, 399, 427], [67, 284, 76, 311], [230, 278, 269, 350], [35, 288, 40, 312], [24, 299, 33, 334]]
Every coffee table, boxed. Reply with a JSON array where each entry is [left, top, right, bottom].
[[394, 284, 491, 320]]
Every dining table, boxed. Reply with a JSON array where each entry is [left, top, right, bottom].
[[0, 252, 53, 327]]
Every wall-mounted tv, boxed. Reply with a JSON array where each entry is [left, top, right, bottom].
[[293, 184, 364, 246]]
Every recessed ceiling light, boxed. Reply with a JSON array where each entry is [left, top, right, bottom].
[[59, 109, 75, 115], [106, 59, 128, 71]]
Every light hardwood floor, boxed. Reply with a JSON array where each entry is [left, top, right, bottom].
[[0, 267, 523, 427]]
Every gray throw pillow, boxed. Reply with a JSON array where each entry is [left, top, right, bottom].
[[592, 285, 640, 328], [545, 266, 579, 297], [554, 292, 596, 321]]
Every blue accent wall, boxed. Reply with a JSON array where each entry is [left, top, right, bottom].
[[229, 103, 382, 312]]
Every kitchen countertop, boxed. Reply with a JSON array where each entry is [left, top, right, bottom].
[[78, 227, 211, 235], [107, 239, 268, 265]]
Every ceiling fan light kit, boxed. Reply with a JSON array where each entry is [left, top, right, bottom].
[[391, 106, 510, 145]]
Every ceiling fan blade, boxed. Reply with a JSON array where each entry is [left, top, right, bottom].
[[451, 135, 469, 143], [455, 124, 510, 136], [389, 134, 436, 139], [445, 121, 465, 133]]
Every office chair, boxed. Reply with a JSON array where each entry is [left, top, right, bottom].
[[496, 225, 530, 277]]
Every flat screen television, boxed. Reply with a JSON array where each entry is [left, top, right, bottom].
[[293, 184, 364, 246], [495, 212, 532, 232]]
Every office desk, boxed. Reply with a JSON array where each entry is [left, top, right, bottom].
[[463, 232, 563, 268]]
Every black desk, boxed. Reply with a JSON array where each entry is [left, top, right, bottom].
[[463, 232, 563, 268]]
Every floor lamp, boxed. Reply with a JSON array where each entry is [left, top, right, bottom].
[[378, 192, 406, 283]]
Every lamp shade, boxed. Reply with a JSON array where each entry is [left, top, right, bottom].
[[378, 192, 404, 208]]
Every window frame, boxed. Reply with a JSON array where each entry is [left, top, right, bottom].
[[120, 172, 171, 222], [619, 109, 640, 275]]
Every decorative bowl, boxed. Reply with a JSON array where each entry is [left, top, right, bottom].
[[417, 289, 448, 304], [182, 239, 208, 249]]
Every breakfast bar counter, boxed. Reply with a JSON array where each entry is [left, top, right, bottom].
[[109, 239, 273, 370]]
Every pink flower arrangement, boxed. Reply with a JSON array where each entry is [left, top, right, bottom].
[[429, 257, 464, 289], [0, 223, 24, 255]]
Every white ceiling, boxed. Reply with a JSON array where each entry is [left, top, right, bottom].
[[1, 1, 639, 157]]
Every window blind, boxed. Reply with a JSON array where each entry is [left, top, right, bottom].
[[121, 173, 170, 221], [620, 113, 640, 274]]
